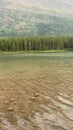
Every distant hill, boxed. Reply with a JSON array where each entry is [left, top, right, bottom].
[[0, 0, 73, 37]]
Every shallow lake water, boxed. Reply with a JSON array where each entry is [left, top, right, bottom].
[[0, 52, 73, 130]]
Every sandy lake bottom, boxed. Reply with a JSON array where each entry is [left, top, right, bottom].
[[0, 52, 73, 130]]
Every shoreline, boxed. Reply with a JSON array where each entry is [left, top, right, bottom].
[[0, 49, 72, 55]]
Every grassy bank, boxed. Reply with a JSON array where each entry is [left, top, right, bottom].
[[0, 49, 72, 55]]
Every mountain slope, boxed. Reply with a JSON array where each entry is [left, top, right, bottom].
[[0, 0, 73, 37]]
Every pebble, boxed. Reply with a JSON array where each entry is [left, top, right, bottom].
[[7, 107, 14, 111], [10, 98, 15, 101], [34, 93, 40, 97], [30, 97, 35, 101], [4, 101, 9, 104]]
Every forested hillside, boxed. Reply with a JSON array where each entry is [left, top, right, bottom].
[[0, 0, 73, 37]]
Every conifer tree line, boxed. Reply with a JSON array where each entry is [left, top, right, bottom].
[[0, 36, 73, 51]]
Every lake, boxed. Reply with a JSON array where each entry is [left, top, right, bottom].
[[0, 52, 73, 130]]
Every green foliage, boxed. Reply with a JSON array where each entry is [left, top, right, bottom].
[[0, 36, 73, 52]]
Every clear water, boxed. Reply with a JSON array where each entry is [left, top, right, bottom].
[[0, 52, 73, 130]]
